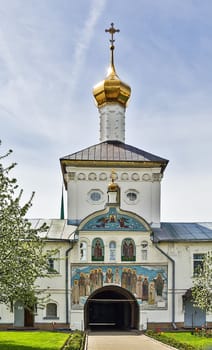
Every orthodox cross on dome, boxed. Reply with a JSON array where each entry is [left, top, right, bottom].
[[105, 23, 120, 67], [111, 169, 116, 182], [105, 22, 120, 48]]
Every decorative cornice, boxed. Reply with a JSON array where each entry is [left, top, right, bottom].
[[61, 159, 166, 170]]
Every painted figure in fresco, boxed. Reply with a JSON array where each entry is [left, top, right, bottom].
[[85, 274, 90, 296], [97, 268, 103, 288], [131, 270, 137, 294], [122, 239, 135, 260], [119, 217, 129, 228], [142, 277, 149, 301], [127, 268, 132, 292], [123, 240, 129, 258], [154, 273, 164, 297], [136, 275, 143, 299], [72, 280, 80, 304], [121, 268, 128, 288], [149, 282, 155, 304], [110, 214, 116, 222], [90, 269, 97, 292], [94, 239, 102, 258], [105, 268, 113, 283], [115, 268, 120, 284], [163, 281, 167, 299], [89, 270, 95, 293], [96, 217, 108, 228], [93, 269, 98, 290], [79, 272, 86, 296], [128, 240, 134, 258], [119, 217, 125, 227]]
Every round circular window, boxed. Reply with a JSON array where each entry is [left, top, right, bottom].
[[125, 190, 139, 204], [90, 191, 101, 201], [127, 192, 137, 201]]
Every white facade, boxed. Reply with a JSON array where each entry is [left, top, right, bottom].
[[66, 167, 161, 227], [0, 210, 212, 330]]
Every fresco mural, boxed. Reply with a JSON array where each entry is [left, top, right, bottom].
[[121, 238, 136, 261], [71, 264, 168, 310], [81, 207, 147, 231], [92, 238, 104, 261]]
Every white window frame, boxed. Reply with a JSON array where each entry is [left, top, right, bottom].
[[87, 189, 104, 204], [109, 241, 116, 261], [141, 240, 148, 261], [193, 253, 205, 276], [124, 189, 139, 204], [44, 302, 59, 320], [80, 241, 88, 261], [47, 251, 60, 274]]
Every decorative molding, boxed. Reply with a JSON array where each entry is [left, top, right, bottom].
[[152, 173, 162, 182], [77, 173, 86, 180], [99, 172, 107, 180], [142, 173, 151, 181], [121, 172, 129, 180], [131, 173, 140, 181], [88, 172, 97, 180], [67, 172, 76, 181]]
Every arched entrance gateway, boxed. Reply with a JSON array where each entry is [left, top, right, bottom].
[[84, 285, 139, 331]]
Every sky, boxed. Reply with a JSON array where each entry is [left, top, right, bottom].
[[0, 0, 212, 222]]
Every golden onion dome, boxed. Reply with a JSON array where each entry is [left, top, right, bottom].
[[108, 169, 119, 192], [93, 23, 131, 108], [108, 179, 119, 192]]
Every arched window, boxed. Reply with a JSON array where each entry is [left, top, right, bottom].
[[80, 241, 87, 261], [121, 238, 136, 261], [47, 251, 60, 274], [109, 241, 116, 261], [141, 240, 148, 261], [92, 238, 104, 261], [48, 258, 54, 272], [46, 303, 57, 318]]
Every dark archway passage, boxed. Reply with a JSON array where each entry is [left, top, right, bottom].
[[84, 285, 139, 331]]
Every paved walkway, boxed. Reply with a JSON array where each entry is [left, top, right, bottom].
[[87, 333, 174, 350]]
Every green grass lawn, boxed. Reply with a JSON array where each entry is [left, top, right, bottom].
[[163, 332, 212, 349], [0, 331, 70, 350]]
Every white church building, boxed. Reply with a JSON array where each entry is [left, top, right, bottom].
[[1, 24, 212, 331]]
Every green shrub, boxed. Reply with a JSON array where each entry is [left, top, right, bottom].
[[62, 331, 84, 350]]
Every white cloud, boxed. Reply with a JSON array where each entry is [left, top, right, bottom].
[[69, 0, 106, 96], [0, 0, 107, 146]]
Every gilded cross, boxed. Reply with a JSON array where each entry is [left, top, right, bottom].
[[111, 169, 116, 182], [105, 23, 120, 46]]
